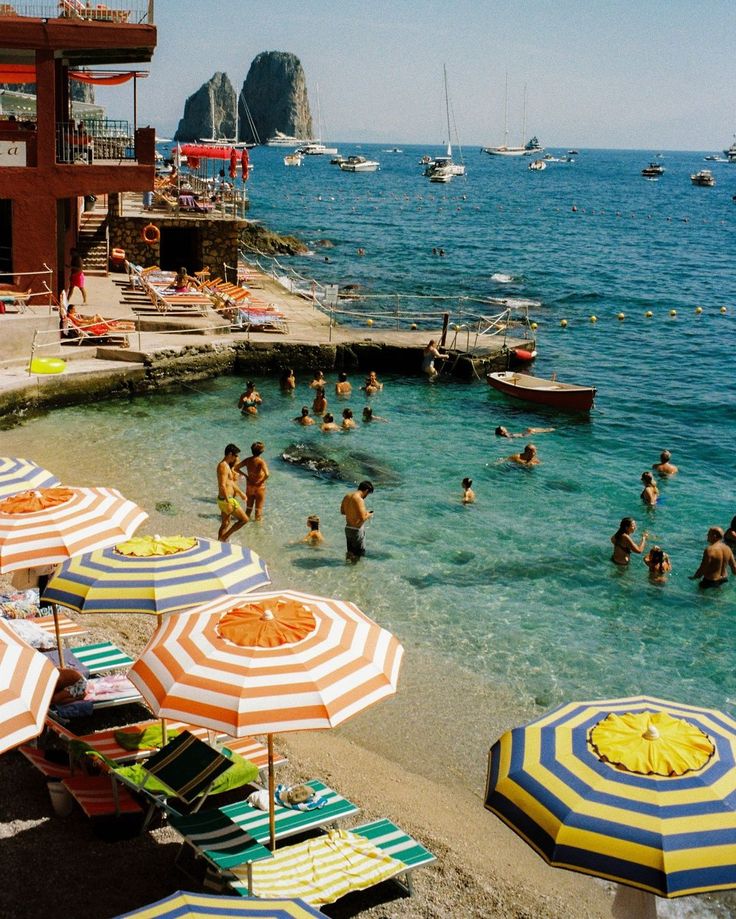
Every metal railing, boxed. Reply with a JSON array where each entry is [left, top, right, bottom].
[[56, 119, 135, 164], [1, 1, 153, 24]]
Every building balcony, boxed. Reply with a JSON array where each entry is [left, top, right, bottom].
[[0, 1, 152, 25], [56, 119, 154, 165]]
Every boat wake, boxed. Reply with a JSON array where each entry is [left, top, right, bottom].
[[491, 273, 516, 283], [487, 296, 541, 308]]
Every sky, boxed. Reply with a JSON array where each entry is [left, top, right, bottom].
[[96, 0, 736, 150]]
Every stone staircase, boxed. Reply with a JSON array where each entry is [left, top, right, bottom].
[[77, 210, 109, 277]]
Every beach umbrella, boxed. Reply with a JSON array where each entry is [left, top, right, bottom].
[[229, 147, 237, 179], [42, 535, 270, 616], [485, 695, 736, 914], [0, 618, 59, 754], [0, 486, 147, 662], [0, 457, 60, 498], [241, 147, 249, 181], [113, 890, 323, 918], [130, 589, 404, 848]]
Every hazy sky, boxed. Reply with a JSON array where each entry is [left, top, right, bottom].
[[97, 0, 735, 150]]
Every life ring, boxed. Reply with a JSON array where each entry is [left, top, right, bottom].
[[29, 356, 66, 375], [141, 223, 160, 245]]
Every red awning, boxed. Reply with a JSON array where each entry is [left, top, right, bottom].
[[179, 144, 235, 160], [0, 64, 142, 85]]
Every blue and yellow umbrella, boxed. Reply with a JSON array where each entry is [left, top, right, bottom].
[[113, 890, 323, 918], [42, 535, 270, 616], [0, 457, 59, 498], [485, 695, 736, 898]]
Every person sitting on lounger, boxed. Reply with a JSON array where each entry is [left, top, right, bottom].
[[172, 266, 191, 293], [51, 668, 87, 706]]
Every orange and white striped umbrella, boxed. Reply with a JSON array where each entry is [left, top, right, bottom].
[[0, 487, 148, 573], [129, 589, 404, 737], [0, 618, 59, 754]]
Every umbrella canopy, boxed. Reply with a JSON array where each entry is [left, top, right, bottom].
[[113, 890, 323, 918], [0, 618, 58, 754], [129, 589, 404, 737], [0, 457, 60, 498], [0, 486, 147, 573], [485, 695, 736, 898], [42, 535, 270, 616]]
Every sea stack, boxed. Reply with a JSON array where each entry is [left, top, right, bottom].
[[240, 51, 313, 144], [174, 71, 236, 142]]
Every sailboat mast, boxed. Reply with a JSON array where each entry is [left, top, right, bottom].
[[443, 64, 452, 156], [503, 72, 509, 147], [521, 83, 527, 147]]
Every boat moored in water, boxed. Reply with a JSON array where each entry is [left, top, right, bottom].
[[487, 371, 596, 412], [641, 162, 665, 177], [339, 155, 380, 172], [528, 159, 546, 170], [690, 169, 716, 187], [283, 152, 304, 167]]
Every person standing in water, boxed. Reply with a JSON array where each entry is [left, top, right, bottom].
[[640, 471, 659, 506], [422, 340, 449, 381], [335, 372, 352, 396], [652, 450, 678, 476], [237, 441, 269, 522], [294, 406, 315, 426], [340, 481, 374, 562], [507, 444, 540, 466], [238, 381, 262, 416], [216, 444, 248, 542], [689, 527, 736, 588], [461, 477, 475, 504], [610, 517, 647, 566]]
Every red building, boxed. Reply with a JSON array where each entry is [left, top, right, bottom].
[[0, 2, 157, 295]]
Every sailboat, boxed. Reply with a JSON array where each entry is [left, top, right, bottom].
[[297, 84, 338, 155], [425, 65, 466, 181], [198, 85, 258, 149], [482, 78, 542, 157]]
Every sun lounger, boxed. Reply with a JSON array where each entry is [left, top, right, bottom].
[[18, 743, 74, 779], [62, 773, 143, 818], [220, 779, 359, 845], [178, 194, 214, 213], [68, 641, 134, 674], [225, 818, 437, 905], [33, 613, 88, 639]]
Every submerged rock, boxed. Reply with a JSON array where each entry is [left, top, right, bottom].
[[281, 443, 401, 485]]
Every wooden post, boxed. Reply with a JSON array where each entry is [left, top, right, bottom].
[[439, 312, 449, 348], [268, 733, 276, 850], [52, 604, 64, 668]]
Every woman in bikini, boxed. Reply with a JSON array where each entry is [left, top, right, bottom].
[[611, 517, 648, 566]]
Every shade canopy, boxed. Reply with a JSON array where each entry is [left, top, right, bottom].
[[129, 589, 404, 737], [0, 457, 60, 499], [485, 695, 736, 898], [0, 619, 58, 754], [0, 487, 147, 573], [42, 536, 270, 616], [113, 890, 323, 918]]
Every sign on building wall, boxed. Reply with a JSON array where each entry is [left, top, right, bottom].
[[0, 140, 26, 166]]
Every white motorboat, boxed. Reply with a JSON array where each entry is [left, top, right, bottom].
[[641, 162, 665, 177], [297, 142, 339, 156], [690, 169, 716, 187], [284, 152, 304, 167], [528, 159, 546, 171], [424, 155, 465, 178], [267, 131, 313, 147], [339, 155, 380, 172], [429, 165, 453, 183], [722, 136, 736, 162]]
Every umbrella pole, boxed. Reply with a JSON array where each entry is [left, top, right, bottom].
[[161, 718, 167, 746], [611, 885, 657, 919], [268, 733, 275, 850], [52, 603, 64, 668]]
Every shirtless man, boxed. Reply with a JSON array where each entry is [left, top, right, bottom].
[[237, 441, 269, 521], [689, 527, 736, 588], [507, 444, 540, 466], [321, 413, 340, 432], [340, 480, 374, 562], [652, 450, 678, 476], [495, 425, 555, 438], [341, 408, 356, 430], [216, 444, 248, 541], [294, 406, 315, 426], [335, 372, 352, 396]]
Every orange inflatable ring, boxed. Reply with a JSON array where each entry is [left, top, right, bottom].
[[141, 223, 160, 245]]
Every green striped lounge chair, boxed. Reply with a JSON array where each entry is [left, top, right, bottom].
[[68, 641, 134, 674]]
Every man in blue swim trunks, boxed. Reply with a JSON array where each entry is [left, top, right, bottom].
[[340, 480, 374, 562], [216, 444, 249, 541]]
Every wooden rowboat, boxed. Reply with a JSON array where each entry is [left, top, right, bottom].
[[487, 371, 596, 412]]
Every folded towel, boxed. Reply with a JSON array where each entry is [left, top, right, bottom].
[[274, 783, 327, 811]]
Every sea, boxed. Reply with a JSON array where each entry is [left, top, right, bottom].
[[5, 144, 736, 916]]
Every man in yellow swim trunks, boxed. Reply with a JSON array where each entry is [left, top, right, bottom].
[[217, 443, 249, 541]]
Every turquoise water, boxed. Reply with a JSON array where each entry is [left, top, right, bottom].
[[7, 147, 736, 802]]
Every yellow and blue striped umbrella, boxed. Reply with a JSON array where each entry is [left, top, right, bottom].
[[0, 457, 59, 498], [485, 695, 736, 898], [42, 536, 270, 616], [114, 891, 323, 918]]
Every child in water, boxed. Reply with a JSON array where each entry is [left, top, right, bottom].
[[643, 546, 671, 583], [462, 477, 475, 504], [302, 515, 325, 546]]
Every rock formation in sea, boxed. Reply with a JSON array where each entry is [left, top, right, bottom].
[[174, 71, 236, 142], [239, 51, 313, 144]]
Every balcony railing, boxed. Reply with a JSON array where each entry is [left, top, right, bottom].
[[57, 119, 135, 164], [0, 1, 152, 24]]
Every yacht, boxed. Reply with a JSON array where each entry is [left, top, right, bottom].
[[339, 155, 380, 172], [424, 155, 465, 178], [428, 164, 453, 183], [483, 78, 542, 157], [690, 169, 716, 187], [723, 137, 736, 162], [297, 142, 339, 156], [267, 131, 312, 147], [641, 162, 665, 177]]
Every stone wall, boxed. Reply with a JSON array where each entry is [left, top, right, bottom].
[[108, 215, 246, 274]]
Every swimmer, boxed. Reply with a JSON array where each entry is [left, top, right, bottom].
[[361, 371, 383, 395], [362, 406, 387, 423], [216, 444, 248, 541], [309, 370, 326, 389], [321, 413, 340, 432], [461, 477, 475, 504], [236, 441, 269, 521], [724, 515, 736, 550], [301, 514, 325, 546], [422, 339, 449, 382], [507, 444, 540, 466], [495, 425, 555, 438], [611, 517, 647, 566], [280, 368, 296, 392], [689, 527, 736, 588], [640, 471, 659, 506], [294, 406, 315, 426], [643, 545, 671, 583], [341, 408, 356, 430], [335, 372, 352, 396], [312, 387, 327, 416], [652, 450, 678, 476], [238, 381, 262, 416]]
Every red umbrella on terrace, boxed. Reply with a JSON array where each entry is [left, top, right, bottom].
[[229, 148, 237, 179]]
